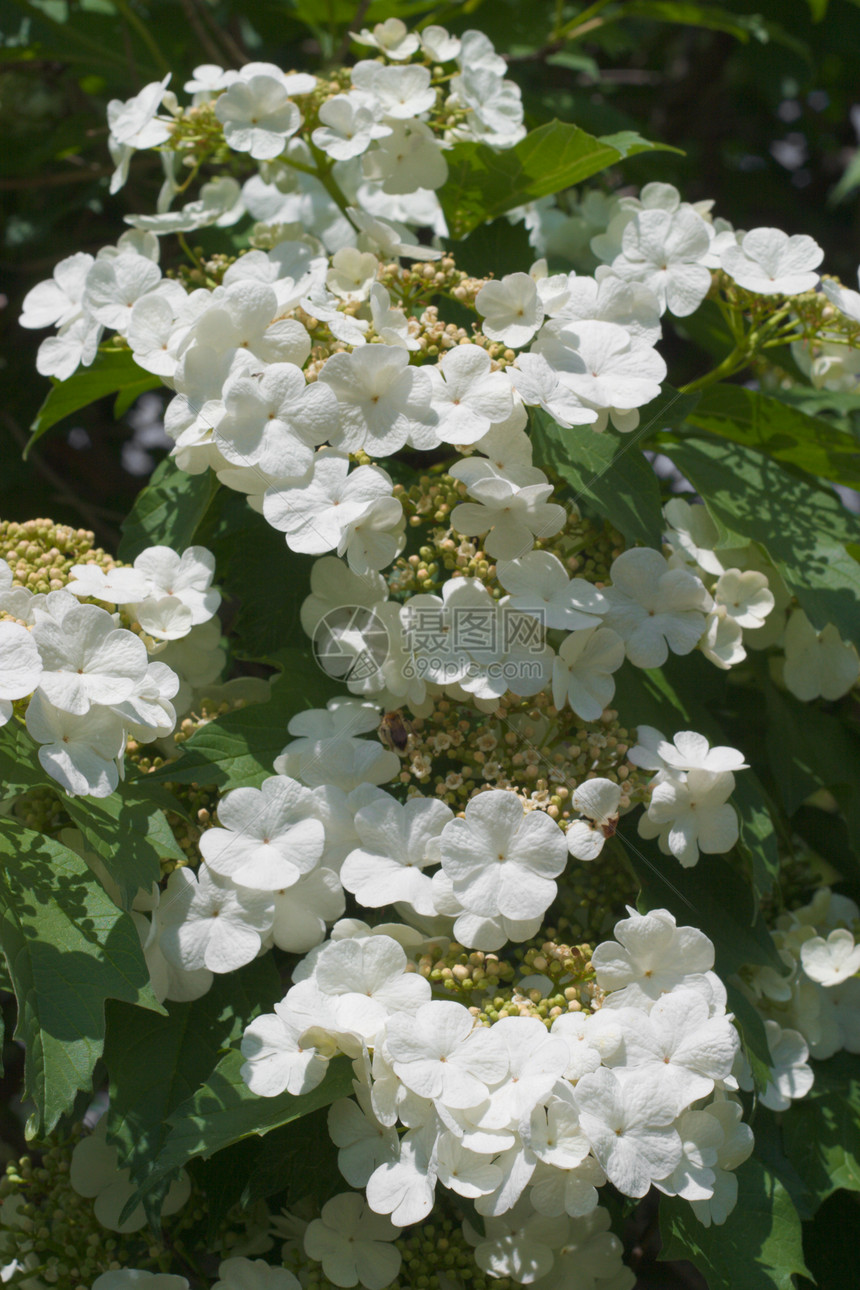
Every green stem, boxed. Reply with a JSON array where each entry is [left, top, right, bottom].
[[177, 232, 204, 270], [113, 0, 172, 75], [680, 345, 749, 393]]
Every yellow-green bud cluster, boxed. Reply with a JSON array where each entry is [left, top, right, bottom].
[[0, 519, 115, 600], [398, 693, 649, 816], [417, 944, 516, 1003], [0, 1133, 174, 1286]]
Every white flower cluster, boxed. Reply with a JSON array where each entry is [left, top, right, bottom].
[[88, 1261, 300, 1290], [0, 544, 219, 796], [664, 497, 859, 696], [238, 906, 748, 1271], [738, 886, 860, 1108], [629, 727, 748, 868]]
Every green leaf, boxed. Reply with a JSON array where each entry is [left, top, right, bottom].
[[530, 409, 665, 548], [445, 217, 534, 279], [27, 349, 160, 456], [440, 120, 678, 238], [661, 435, 860, 646], [146, 649, 338, 790], [0, 720, 51, 800], [781, 1052, 860, 1211], [64, 782, 187, 910], [132, 1049, 354, 1209], [682, 384, 860, 489], [830, 147, 860, 206], [0, 821, 163, 1137], [105, 955, 281, 1189], [118, 456, 220, 563], [660, 1158, 811, 1290]]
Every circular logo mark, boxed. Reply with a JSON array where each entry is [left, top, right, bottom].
[[312, 604, 390, 683]]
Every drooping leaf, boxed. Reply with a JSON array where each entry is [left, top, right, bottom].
[[0, 822, 163, 1137], [440, 120, 678, 238], [661, 435, 860, 646], [620, 1, 771, 39], [530, 409, 666, 548], [682, 385, 860, 489], [146, 649, 338, 790], [27, 349, 160, 456], [105, 955, 281, 1188], [118, 456, 220, 563], [65, 782, 187, 909], [660, 1158, 811, 1289]]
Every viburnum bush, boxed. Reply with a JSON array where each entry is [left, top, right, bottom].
[[2, 8, 860, 1290]]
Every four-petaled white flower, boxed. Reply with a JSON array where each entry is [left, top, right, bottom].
[[439, 789, 568, 921], [721, 227, 823, 295], [476, 273, 545, 348], [305, 1192, 402, 1290], [428, 346, 514, 445], [215, 73, 303, 160], [451, 475, 566, 561], [639, 769, 738, 867], [603, 548, 713, 668], [551, 626, 625, 721], [801, 929, 860, 987]]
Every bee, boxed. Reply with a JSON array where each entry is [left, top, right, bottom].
[[378, 709, 413, 756]]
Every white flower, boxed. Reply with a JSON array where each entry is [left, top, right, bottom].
[[215, 73, 302, 160], [663, 497, 731, 577], [341, 793, 453, 916], [319, 346, 436, 454], [132, 545, 220, 626], [269, 866, 344, 954], [275, 699, 400, 791], [365, 1122, 438, 1227], [781, 609, 860, 702], [478, 1015, 570, 1126], [107, 74, 173, 156], [606, 990, 739, 1113], [633, 729, 748, 776], [199, 775, 326, 890], [20, 252, 94, 330], [125, 176, 244, 235], [573, 1067, 681, 1198], [31, 598, 148, 715], [508, 352, 597, 429], [328, 1083, 399, 1187], [436, 1132, 503, 1199], [822, 270, 860, 323], [591, 907, 716, 1009], [289, 934, 430, 1043], [721, 227, 823, 294], [354, 17, 421, 59], [496, 552, 609, 632], [468, 1197, 567, 1284], [0, 621, 42, 720], [612, 207, 713, 316], [801, 929, 860, 986], [688, 1099, 754, 1227], [263, 450, 397, 556], [535, 319, 666, 417], [385, 999, 507, 1110], [640, 769, 738, 867], [714, 569, 774, 630], [94, 1275, 188, 1290], [240, 999, 330, 1097], [24, 691, 125, 797], [362, 120, 448, 193], [188, 280, 310, 365], [305, 1193, 401, 1290], [349, 206, 443, 262], [439, 789, 567, 921], [213, 1258, 299, 1290], [565, 779, 624, 862], [421, 25, 461, 61], [451, 475, 566, 561], [551, 627, 625, 721], [353, 61, 435, 117], [602, 548, 712, 668], [449, 68, 525, 148], [753, 1021, 815, 1111], [70, 1119, 189, 1234], [216, 362, 337, 474], [83, 251, 162, 334], [312, 92, 391, 162], [36, 313, 102, 380], [326, 247, 380, 303], [476, 273, 545, 348], [428, 346, 513, 445], [157, 866, 273, 974]]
